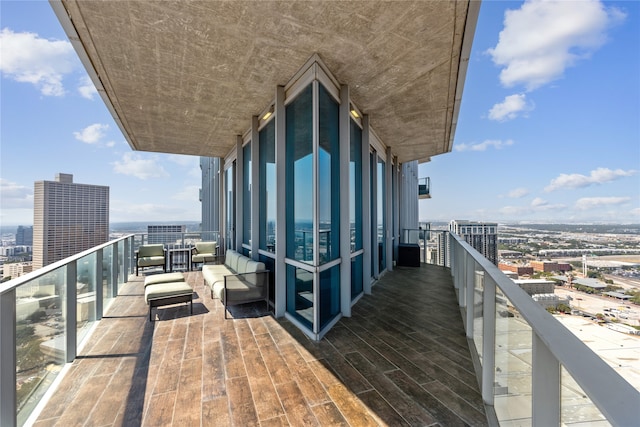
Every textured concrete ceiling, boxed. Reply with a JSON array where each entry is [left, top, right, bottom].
[[56, 1, 478, 163]]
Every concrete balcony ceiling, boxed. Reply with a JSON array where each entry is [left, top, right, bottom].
[[55, 1, 478, 163]]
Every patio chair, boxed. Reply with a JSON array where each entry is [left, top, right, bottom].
[[135, 244, 167, 275], [191, 241, 218, 270]]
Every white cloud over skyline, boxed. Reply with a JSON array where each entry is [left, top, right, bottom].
[[455, 139, 514, 152], [507, 187, 530, 198], [487, 0, 625, 90], [575, 196, 631, 210], [78, 75, 98, 99], [0, 179, 33, 209], [112, 153, 170, 180], [488, 93, 534, 121], [0, 28, 77, 96], [545, 167, 637, 192], [74, 123, 109, 144]]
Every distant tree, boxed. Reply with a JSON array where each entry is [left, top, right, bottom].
[[557, 304, 571, 313]]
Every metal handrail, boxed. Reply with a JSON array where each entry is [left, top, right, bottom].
[[449, 232, 639, 426], [0, 234, 135, 296]]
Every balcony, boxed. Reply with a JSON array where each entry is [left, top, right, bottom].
[[418, 177, 431, 199], [2, 232, 637, 426]]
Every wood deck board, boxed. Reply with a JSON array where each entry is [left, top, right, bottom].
[[34, 265, 487, 426]]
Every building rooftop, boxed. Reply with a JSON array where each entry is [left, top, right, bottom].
[[33, 265, 487, 426]]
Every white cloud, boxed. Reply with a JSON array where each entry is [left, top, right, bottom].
[[74, 123, 109, 144], [172, 185, 200, 201], [545, 167, 637, 192], [507, 187, 530, 198], [487, 0, 625, 90], [110, 200, 198, 222], [0, 179, 33, 208], [454, 139, 514, 152], [0, 28, 77, 96], [500, 198, 566, 217], [575, 197, 631, 210], [488, 93, 534, 121], [530, 197, 548, 208], [78, 75, 98, 99], [168, 154, 198, 167], [112, 153, 170, 180]]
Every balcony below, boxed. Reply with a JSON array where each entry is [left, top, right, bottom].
[[33, 264, 487, 426]]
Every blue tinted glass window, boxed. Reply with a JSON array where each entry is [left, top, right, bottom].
[[286, 85, 313, 262], [259, 119, 276, 252], [318, 84, 340, 264], [350, 120, 362, 252], [243, 142, 251, 245], [286, 264, 313, 329], [319, 264, 340, 328]]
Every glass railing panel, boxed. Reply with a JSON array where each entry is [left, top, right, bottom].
[[102, 245, 115, 311], [561, 366, 610, 426], [473, 268, 484, 360], [494, 288, 533, 426], [76, 253, 97, 344], [15, 267, 67, 426]]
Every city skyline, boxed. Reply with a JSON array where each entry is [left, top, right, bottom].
[[1, 0, 639, 226]]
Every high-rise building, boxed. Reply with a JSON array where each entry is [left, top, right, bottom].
[[200, 157, 221, 237], [449, 220, 498, 265], [147, 224, 186, 245], [33, 173, 109, 269], [16, 226, 33, 246]]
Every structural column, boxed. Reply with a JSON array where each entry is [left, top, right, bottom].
[[362, 115, 372, 292], [274, 85, 287, 317], [386, 147, 393, 271], [339, 85, 351, 316], [235, 135, 244, 251], [250, 116, 260, 259]]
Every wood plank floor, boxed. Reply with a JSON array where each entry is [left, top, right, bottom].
[[34, 264, 487, 426]]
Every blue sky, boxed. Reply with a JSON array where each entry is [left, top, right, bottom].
[[1, 1, 639, 227], [420, 0, 639, 223]]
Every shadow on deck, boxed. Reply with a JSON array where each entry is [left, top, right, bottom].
[[34, 264, 487, 426]]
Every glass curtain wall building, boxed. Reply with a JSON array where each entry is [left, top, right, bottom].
[[217, 58, 409, 339]]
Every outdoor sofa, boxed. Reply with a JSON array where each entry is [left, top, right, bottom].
[[202, 249, 269, 318]]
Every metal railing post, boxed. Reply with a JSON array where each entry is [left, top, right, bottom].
[[112, 242, 119, 295], [0, 289, 17, 427], [482, 275, 496, 406], [65, 261, 77, 363], [123, 238, 130, 283], [532, 333, 560, 426], [465, 264, 475, 338], [96, 248, 104, 320]]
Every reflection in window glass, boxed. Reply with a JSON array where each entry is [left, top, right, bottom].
[[319, 264, 340, 328], [377, 156, 386, 273], [286, 264, 313, 329], [350, 120, 362, 252], [259, 119, 276, 252], [225, 165, 235, 250], [243, 142, 251, 246], [318, 84, 340, 264], [351, 254, 363, 299], [286, 85, 313, 262]]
